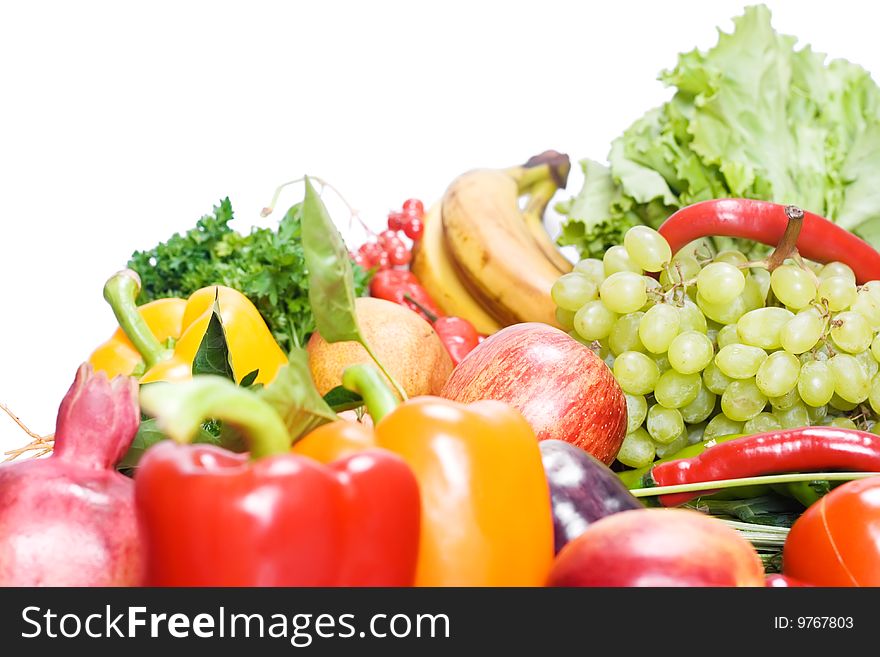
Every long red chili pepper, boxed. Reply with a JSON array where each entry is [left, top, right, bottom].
[[657, 199, 880, 284], [645, 427, 880, 507]]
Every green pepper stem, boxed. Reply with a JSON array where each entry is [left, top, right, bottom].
[[341, 364, 400, 424], [630, 471, 878, 499], [103, 270, 171, 369], [139, 376, 291, 459], [360, 340, 408, 401]]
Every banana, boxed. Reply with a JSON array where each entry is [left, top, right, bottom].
[[522, 179, 574, 274], [411, 203, 503, 335], [441, 168, 563, 328]]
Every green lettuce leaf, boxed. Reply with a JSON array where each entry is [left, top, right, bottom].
[[560, 4, 880, 258]]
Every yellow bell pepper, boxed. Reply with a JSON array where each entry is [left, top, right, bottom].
[[89, 270, 287, 385]]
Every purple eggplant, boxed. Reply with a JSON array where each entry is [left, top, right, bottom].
[[540, 439, 643, 553]]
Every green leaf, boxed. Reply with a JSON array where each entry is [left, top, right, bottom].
[[257, 347, 338, 443], [191, 294, 235, 381], [301, 176, 363, 344], [118, 417, 220, 471], [559, 4, 880, 256], [239, 369, 260, 388], [322, 385, 364, 413]]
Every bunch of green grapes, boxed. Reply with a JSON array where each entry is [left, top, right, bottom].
[[551, 225, 880, 469]]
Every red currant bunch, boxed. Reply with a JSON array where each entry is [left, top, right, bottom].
[[351, 198, 425, 271]]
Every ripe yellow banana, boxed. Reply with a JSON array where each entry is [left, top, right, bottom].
[[411, 204, 503, 335], [441, 168, 563, 328], [522, 179, 573, 274]]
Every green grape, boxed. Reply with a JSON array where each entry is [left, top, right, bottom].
[[556, 307, 576, 332], [751, 267, 771, 302], [721, 379, 768, 422], [568, 330, 593, 347], [780, 307, 826, 354], [713, 250, 749, 267], [600, 272, 647, 314], [654, 370, 702, 409], [830, 311, 872, 353], [551, 272, 598, 311], [829, 417, 858, 430], [667, 331, 714, 374], [574, 258, 605, 285], [659, 254, 700, 287], [677, 300, 708, 334], [641, 277, 662, 311], [715, 344, 768, 379], [773, 402, 810, 429], [716, 324, 740, 349], [872, 334, 880, 363], [770, 265, 817, 310], [613, 351, 660, 395], [625, 394, 648, 433], [829, 353, 870, 403], [743, 413, 782, 434], [646, 405, 684, 444], [704, 415, 744, 441], [639, 304, 680, 354], [655, 430, 689, 458], [652, 352, 671, 373], [797, 359, 835, 407], [697, 276, 762, 325], [574, 301, 618, 341], [856, 349, 879, 379], [696, 262, 745, 304], [769, 388, 800, 411], [807, 404, 828, 423], [829, 393, 859, 412], [737, 307, 793, 349], [755, 351, 800, 398], [616, 428, 655, 469], [680, 384, 716, 424], [609, 312, 646, 355], [818, 262, 856, 282], [869, 374, 880, 414], [703, 361, 734, 395], [604, 245, 642, 277], [623, 225, 672, 272], [850, 290, 880, 330], [817, 276, 857, 311]]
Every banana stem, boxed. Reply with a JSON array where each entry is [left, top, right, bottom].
[[523, 179, 559, 220]]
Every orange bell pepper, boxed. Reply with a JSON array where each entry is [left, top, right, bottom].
[[88, 270, 287, 385], [294, 364, 555, 586]]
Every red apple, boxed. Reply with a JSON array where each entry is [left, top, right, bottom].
[[548, 508, 766, 587], [440, 323, 626, 464]]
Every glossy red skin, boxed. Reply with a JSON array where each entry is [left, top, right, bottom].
[[548, 509, 765, 587], [783, 477, 880, 587], [440, 323, 627, 465], [658, 199, 880, 284], [0, 364, 143, 586], [135, 442, 421, 586]]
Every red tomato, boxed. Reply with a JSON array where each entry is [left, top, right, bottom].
[[783, 477, 880, 586]]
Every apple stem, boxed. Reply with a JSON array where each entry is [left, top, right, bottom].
[[629, 471, 877, 499]]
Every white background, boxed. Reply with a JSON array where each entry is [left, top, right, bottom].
[[2, 0, 879, 451]]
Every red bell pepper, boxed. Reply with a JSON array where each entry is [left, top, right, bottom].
[[657, 199, 880, 284], [135, 376, 420, 586]]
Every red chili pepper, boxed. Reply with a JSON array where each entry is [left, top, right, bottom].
[[402, 293, 480, 366], [432, 316, 481, 366], [369, 269, 443, 322], [645, 427, 880, 507], [765, 574, 810, 587], [657, 199, 880, 284]]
